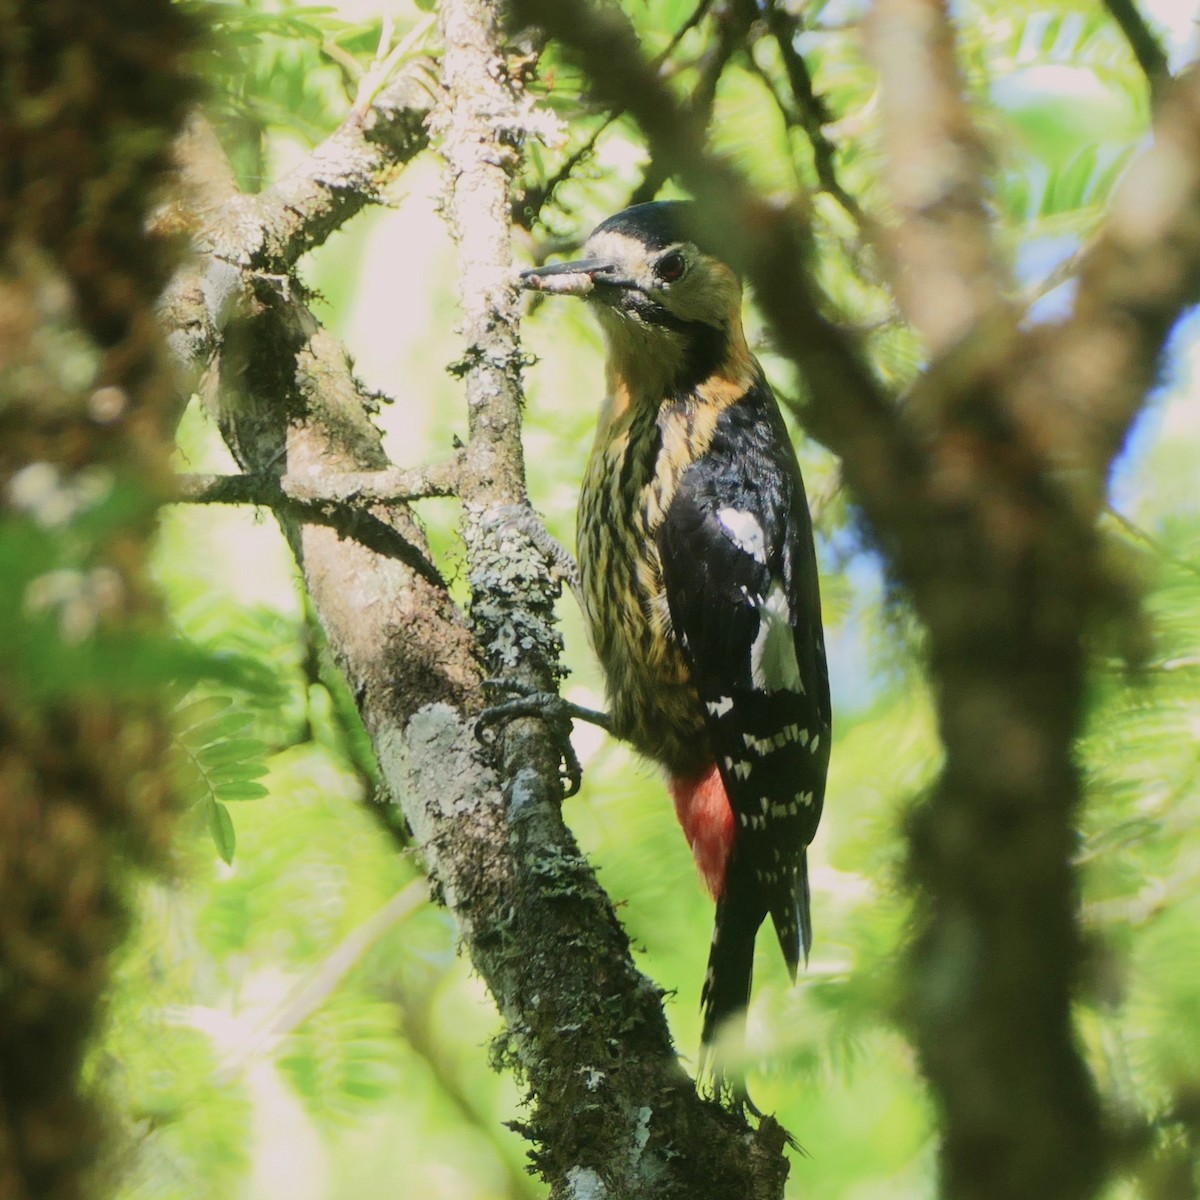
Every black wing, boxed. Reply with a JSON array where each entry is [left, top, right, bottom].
[[657, 373, 831, 1045]]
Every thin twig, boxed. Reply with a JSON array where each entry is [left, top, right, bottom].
[[631, 0, 756, 205], [1103, 0, 1171, 102], [517, 112, 617, 228], [1020, 242, 1089, 307], [520, 0, 720, 225], [174, 461, 462, 507], [651, 0, 716, 68], [216, 879, 428, 1079], [1105, 505, 1200, 581], [175, 466, 451, 586], [760, 0, 867, 227], [351, 13, 437, 117]]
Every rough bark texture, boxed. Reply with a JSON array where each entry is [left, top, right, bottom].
[[0, 2, 199, 1197]]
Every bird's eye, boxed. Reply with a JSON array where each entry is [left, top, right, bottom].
[[655, 251, 687, 284]]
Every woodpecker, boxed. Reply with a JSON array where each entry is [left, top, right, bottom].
[[521, 201, 831, 1084]]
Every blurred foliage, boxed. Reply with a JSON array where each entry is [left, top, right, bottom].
[[73, 0, 1200, 1196], [172, 695, 272, 863]]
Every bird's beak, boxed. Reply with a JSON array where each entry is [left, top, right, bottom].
[[519, 258, 635, 297]]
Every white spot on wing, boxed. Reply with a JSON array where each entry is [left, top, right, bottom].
[[717, 508, 767, 563], [742, 732, 770, 755], [750, 580, 804, 694], [706, 695, 734, 718]]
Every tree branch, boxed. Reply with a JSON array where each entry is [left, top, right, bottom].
[[221, 72, 433, 273], [174, 461, 462, 507], [161, 109, 482, 718], [431, 3, 792, 1194], [865, 0, 1009, 355], [1103, 0, 1171, 102], [218, 879, 428, 1077], [174, 463, 449, 587], [760, 0, 867, 227], [160, 75, 435, 413], [655, 0, 716, 65], [629, 0, 758, 205], [1009, 64, 1200, 514]]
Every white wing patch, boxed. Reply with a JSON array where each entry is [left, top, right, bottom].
[[750, 579, 804, 693], [717, 507, 767, 563]]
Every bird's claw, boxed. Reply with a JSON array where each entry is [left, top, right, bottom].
[[474, 680, 611, 799], [483, 504, 582, 603], [705, 1071, 804, 1151], [704, 1058, 762, 1120]]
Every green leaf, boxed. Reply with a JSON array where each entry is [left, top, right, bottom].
[[214, 780, 270, 803], [193, 737, 271, 770], [173, 694, 234, 732], [207, 799, 236, 864], [171, 694, 273, 853], [202, 762, 265, 789], [179, 710, 254, 750]]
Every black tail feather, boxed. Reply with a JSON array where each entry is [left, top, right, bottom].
[[700, 856, 814, 1103], [798, 852, 813, 960], [769, 850, 811, 981], [700, 883, 767, 1085]]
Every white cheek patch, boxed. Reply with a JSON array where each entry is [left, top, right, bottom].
[[584, 230, 652, 281], [750, 580, 804, 694], [717, 508, 767, 564]]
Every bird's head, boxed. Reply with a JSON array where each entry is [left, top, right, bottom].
[[520, 201, 750, 401]]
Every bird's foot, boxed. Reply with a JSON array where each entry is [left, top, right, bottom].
[[707, 1070, 805, 1152], [707, 1061, 763, 1120], [474, 679, 611, 798], [483, 503, 582, 604]]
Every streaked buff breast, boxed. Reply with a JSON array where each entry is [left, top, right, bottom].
[[577, 396, 724, 776]]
